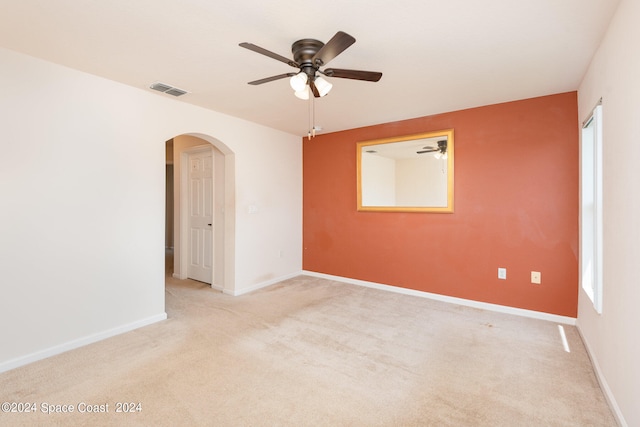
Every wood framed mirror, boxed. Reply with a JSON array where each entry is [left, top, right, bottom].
[[357, 129, 454, 212]]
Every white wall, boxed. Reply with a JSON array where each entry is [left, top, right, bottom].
[[577, 0, 640, 425], [0, 47, 302, 371]]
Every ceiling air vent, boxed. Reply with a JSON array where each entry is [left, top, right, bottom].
[[150, 82, 188, 97]]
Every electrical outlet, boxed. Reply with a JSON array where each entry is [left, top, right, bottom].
[[531, 271, 541, 284], [498, 268, 507, 280]]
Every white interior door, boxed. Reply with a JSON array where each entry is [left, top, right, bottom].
[[187, 148, 214, 284]]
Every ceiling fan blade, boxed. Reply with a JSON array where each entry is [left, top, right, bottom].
[[417, 148, 438, 154], [324, 68, 382, 82], [309, 80, 321, 98], [312, 31, 356, 67], [239, 42, 299, 68], [248, 73, 296, 85]]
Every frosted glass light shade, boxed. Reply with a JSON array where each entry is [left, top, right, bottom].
[[290, 72, 308, 92], [314, 76, 333, 97]]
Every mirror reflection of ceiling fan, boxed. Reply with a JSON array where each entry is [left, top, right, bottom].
[[239, 31, 382, 100], [417, 140, 448, 158]]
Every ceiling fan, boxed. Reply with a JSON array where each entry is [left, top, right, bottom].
[[417, 140, 448, 158], [239, 31, 382, 99]]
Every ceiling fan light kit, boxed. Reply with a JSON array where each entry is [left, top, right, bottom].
[[313, 76, 333, 97], [240, 31, 382, 138], [289, 72, 308, 92]]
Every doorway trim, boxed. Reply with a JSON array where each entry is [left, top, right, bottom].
[[173, 133, 236, 294]]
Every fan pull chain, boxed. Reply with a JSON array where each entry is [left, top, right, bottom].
[[307, 92, 316, 140], [308, 92, 312, 140], [312, 95, 316, 138]]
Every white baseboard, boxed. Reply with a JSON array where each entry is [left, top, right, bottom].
[[0, 313, 167, 374], [576, 324, 627, 427], [211, 282, 224, 293], [225, 271, 304, 296], [302, 271, 577, 325]]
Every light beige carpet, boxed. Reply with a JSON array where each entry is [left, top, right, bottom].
[[0, 275, 616, 426]]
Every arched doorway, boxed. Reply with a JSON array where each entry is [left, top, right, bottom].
[[166, 133, 235, 294]]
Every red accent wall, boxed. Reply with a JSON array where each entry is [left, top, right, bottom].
[[303, 92, 579, 317]]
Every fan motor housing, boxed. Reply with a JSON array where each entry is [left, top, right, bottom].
[[292, 39, 324, 66]]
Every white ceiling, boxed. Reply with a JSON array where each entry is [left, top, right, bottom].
[[0, 0, 619, 137]]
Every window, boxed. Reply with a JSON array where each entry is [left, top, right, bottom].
[[580, 102, 603, 314]]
